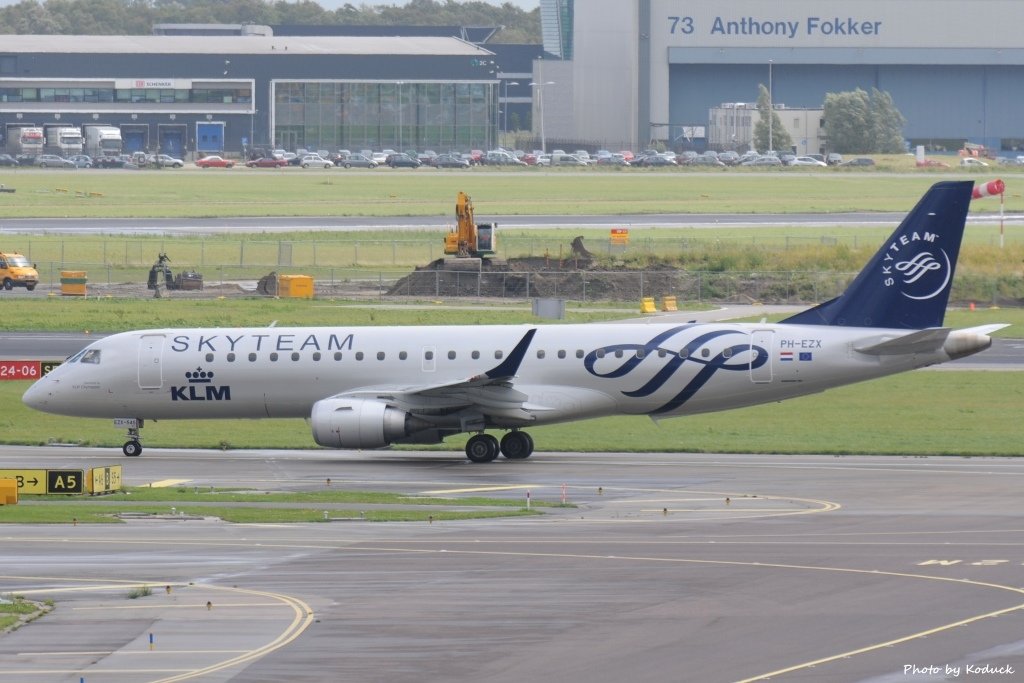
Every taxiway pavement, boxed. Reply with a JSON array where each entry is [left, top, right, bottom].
[[1, 447, 1023, 682]]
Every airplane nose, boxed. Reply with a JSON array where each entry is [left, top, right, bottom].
[[22, 378, 52, 411]]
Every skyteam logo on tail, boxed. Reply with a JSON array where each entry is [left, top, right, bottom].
[[881, 231, 951, 301], [171, 367, 232, 401]]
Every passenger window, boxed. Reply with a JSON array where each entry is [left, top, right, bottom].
[[701, 348, 710, 358], [355, 351, 364, 361], [333, 352, 342, 361], [399, 351, 407, 360], [658, 349, 667, 357], [248, 352, 257, 362], [313, 352, 322, 361], [425, 350, 434, 360], [377, 351, 385, 361], [536, 350, 545, 359], [471, 350, 480, 360], [291, 352, 300, 361], [679, 348, 689, 358], [596, 349, 605, 358], [576, 350, 584, 359], [722, 348, 732, 359], [270, 352, 279, 361], [227, 353, 236, 362], [636, 349, 645, 359], [615, 350, 623, 358], [81, 350, 101, 364], [448, 350, 456, 360], [205, 353, 214, 362], [494, 350, 504, 359], [557, 350, 566, 359]]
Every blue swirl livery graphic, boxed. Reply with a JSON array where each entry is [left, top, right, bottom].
[[584, 326, 767, 415]]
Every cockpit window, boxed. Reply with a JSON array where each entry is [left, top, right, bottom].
[[80, 349, 101, 364], [66, 350, 87, 363]]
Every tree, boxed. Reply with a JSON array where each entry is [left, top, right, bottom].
[[824, 88, 905, 153], [870, 88, 907, 153], [753, 83, 793, 153]]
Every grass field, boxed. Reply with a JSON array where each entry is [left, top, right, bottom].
[[2, 165, 1023, 218]]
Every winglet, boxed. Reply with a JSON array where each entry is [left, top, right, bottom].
[[485, 328, 537, 380]]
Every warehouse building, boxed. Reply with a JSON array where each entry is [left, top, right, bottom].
[[0, 33, 506, 157]]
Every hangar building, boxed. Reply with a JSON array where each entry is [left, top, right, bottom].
[[540, 0, 1024, 153]]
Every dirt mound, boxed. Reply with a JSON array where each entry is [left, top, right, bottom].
[[387, 257, 679, 301]]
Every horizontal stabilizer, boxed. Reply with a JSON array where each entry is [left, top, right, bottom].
[[854, 328, 950, 355]]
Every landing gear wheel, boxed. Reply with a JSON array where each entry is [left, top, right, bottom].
[[500, 431, 534, 460], [123, 440, 142, 457], [3, 279, 11, 290], [466, 434, 500, 463]]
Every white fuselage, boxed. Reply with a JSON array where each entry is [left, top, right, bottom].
[[22, 321, 966, 428]]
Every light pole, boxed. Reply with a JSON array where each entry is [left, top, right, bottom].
[[397, 81, 403, 152], [529, 80, 555, 153], [503, 81, 520, 133], [768, 59, 773, 153]]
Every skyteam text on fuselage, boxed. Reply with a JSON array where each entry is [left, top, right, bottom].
[[22, 181, 1006, 462]]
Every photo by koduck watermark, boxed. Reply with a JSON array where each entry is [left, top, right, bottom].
[[904, 664, 1016, 677]]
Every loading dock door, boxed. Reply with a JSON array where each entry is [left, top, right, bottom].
[[196, 122, 225, 153], [158, 125, 186, 157]]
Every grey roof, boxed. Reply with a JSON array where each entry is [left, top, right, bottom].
[[0, 34, 493, 56]]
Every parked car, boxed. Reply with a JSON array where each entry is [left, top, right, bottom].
[[840, 157, 876, 167], [338, 153, 377, 169], [300, 153, 333, 168], [742, 155, 784, 166], [153, 154, 184, 168], [386, 153, 421, 168], [0, 153, 20, 167], [195, 155, 235, 168], [434, 153, 470, 169], [246, 157, 289, 168], [65, 154, 93, 168], [716, 151, 741, 165], [684, 156, 726, 167], [826, 153, 844, 165], [637, 155, 677, 167], [35, 154, 74, 168], [959, 157, 989, 167], [788, 156, 827, 167]]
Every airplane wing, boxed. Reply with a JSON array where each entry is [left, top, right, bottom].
[[329, 328, 544, 421]]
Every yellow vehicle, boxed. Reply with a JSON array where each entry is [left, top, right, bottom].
[[443, 191, 496, 258], [0, 252, 39, 291]]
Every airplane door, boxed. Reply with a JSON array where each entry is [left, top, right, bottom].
[[421, 346, 436, 373], [138, 334, 165, 389], [749, 330, 773, 383]]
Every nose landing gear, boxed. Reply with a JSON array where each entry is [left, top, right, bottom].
[[115, 417, 144, 456]]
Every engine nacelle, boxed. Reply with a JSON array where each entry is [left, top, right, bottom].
[[310, 397, 427, 449]]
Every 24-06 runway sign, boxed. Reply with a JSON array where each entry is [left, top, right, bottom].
[[0, 360, 60, 380]]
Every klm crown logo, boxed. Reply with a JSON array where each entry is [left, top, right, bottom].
[[171, 367, 231, 402]]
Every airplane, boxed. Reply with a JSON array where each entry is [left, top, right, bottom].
[[22, 180, 1007, 462]]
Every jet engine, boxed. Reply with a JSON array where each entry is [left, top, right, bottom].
[[310, 397, 430, 449]]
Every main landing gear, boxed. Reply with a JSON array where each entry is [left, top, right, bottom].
[[465, 430, 534, 463], [117, 418, 144, 457]]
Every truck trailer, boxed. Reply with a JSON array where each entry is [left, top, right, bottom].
[[82, 124, 123, 158], [5, 125, 45, 158], [44, 125, 84, 157]]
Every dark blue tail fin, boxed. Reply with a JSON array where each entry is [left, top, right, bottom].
[[781, 180, 974, 329]]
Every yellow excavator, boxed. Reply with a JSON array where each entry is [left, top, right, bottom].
[[443, 191, 496, 258]]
